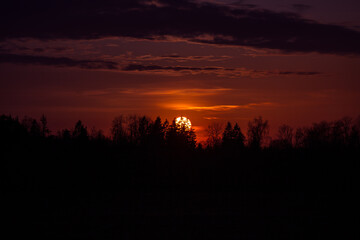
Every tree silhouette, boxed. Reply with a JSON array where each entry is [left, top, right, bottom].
[[111, 115, 127, 145], [247, 116, 269, 149], [186, 128, 197, 150], [350, 124, 360, 148], [166, 119, 196, 151], [0, 115, 27, 144], [222, 122, 232, 147], [233, 123, 245, 149], [272, 124, 293, 149], [90, 127, 106, 142], [127, 114, 139, 144], [72, 120, 88, 141], [40, 114, 50, 137], [30, 119, 41, 137], [59, 128, 71, 141], [222, 122, 245, 150], [295, 127, 305, 148], [148, 117, 166, 149], [138, 116, 151, 146], [21, 116, 41, 137], [206, 122, 223, 149], [331, 117, 352, 146], [304, 121, 331, 148]]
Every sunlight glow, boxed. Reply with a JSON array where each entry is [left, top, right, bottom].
[[165, 102, 274, 111], [175, 116, 192, 130]]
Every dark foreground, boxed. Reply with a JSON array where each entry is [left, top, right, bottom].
[[4, 146, 359, 240], [2, 115, 359, 239]]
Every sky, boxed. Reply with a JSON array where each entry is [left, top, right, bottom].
[[1, 0, 360, 141]]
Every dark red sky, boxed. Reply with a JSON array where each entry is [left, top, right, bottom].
[[1, 0, 360, 141]]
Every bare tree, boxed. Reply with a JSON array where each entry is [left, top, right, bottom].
[[111, 115, 127, 144], [277, 124, 293, 147], [40, 114, 50, 137], [90, 126, 105, 141], [295, 127, 305, 148], [332, 117, 352, 146], [305, 121, 331, 148], [127, 114, 139, 144], [350, 115, 360, 147], [247, 116, 269, 149], [206, 122, 223, 149]]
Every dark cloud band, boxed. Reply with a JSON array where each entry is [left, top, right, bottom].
[[1, 0, 360, 55], [0, 53, 118, 70], [0, 52, 321, 77]]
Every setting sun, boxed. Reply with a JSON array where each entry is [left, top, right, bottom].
[[175, 116, 192, 130]]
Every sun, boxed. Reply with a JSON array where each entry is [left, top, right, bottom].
[[175, 116, 192, 131]]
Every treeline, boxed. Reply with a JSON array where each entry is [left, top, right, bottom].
[[2, 114, 359, 151], [0, 114, 197, 151], [207, 115, 360, 150], [2, 114, 359, 239], [3, 112, 359, 194]]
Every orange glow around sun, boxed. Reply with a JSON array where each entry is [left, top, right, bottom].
[[175, 116, 192, 130]]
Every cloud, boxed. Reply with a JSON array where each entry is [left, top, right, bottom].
[[0, 53, 118, 69], [203, 116, 220, 120], [122, 64, 222, 72], [140, 88, 232, 96], [172, 104, 241, 111], [1, 0, 360, 55], [133, 54, 232, 62], [80, 87, 232, 97], [0, 53, 322, 77], [122, 63, 321, 77], [277, 71, 320, 76], [167, 102, 274, 111]]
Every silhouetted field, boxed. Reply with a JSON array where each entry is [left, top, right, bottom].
[[2, 114, 359, 239]]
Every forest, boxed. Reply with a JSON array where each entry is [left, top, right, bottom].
[[2, 114, 359, 239]]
